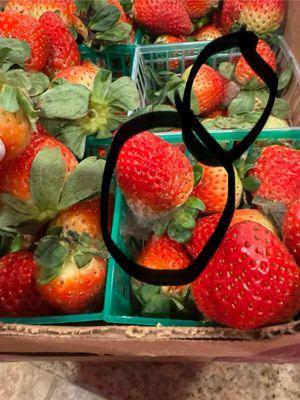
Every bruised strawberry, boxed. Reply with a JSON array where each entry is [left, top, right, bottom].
[[182, 64, 228, 115], [235, 39, 276, 87], [0, 251, 54, 317], [0, 12, 50, 71], [192, 164, 243, 213], [116, 131, 194, 220], [133, 0, 193, 36], [283, 199, 300, 265], [184, 0, 220, 19], [189, 221, 300, 330], [35, 231, 107, 314], [248, 145, 300, 206], [40, 11, 81, 77], [0, 125, 77, 201], [193, 24, 222, 41], [54, 61, 99, 91], [5, 0, 88, 38]]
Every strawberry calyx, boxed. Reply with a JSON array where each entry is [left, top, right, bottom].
[[35, 229, 103, 285], [0, 147, 106, 234]]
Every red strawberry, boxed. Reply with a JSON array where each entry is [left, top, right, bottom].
[[248, 145, 300, 206], [193, 24, 222, 41], [0, 125, 77, 201], [35, 231, 107, 314], [54, 61, 99, 91], [0, 12, 50, 71], [182, 64, 228, 115], [116, 132, 194, 220], [40, 11, 80, 78], [0, 107, 32, 161], [218, 0, 243, 33], [5, 0, 88, 38], [192, 164, 243, 213], [51, 197, 114, 241], [133, 0, 193, 36], [235, 39, 276, 87], [189, 221, 300, 329], [184, 0, 220, 19], [0, 251, 54, 317], [207, 109, 227, 118], [283, 199, 300, 265], [137, 234, 191, 295]]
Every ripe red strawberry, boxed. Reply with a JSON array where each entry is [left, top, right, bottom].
[[235, 39, 276, 87], [0, 107, 32, 161], [218, 0, 244, 33], [0, 125, 77, 201], [248, 145, 300, 206], [192, 163, 243, 213], [184, 0, 220, 19], [0, 12, 50, 71], [54, 61, 99, 91], [189, 221, 300, 329], [5, 0, 88, 38], [193, 24, 222, 41], [0, 251, 54, 317], [35, 231, 107, 314], [137, 234, 191, 295], [283, 199, 300, 265], [116, 131, 194, 220], [51, 197, 114, 241], [133, 0, 193, 36], [40, 11, 80, 78], [182, 64, 228, 115]]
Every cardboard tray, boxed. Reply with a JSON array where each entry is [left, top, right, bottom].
[[0, 0, 300, 362]]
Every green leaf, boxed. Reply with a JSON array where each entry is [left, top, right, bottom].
[[244, 76, 263, 90], [91, 69, 112, 100], [17, 90, 39, 126], [271, 98, 289, 119], [185, 196, 205, 211], [141, 294, 173, 317], [278, 61, 293, 91], [95, 22, 131, 45], [36, 81, 90, 120], [27, 72, 50, 97], [0, 85, 19, 112], [35, 238, 69, 284], [153, 217, 170, 236], [228, 91, 255, 117], [193, 14, 211, 30], [56, 124, 88, 159], [89, 5, 120, 32], [9, 236, 24, 253], [0, 193, 39, 215], [0, 47, 12, 66], [73, 251, 93, 268], [167, 221, 192, 244], [30, 147, 66, 212], [5, 69, 31, 91], [0, 38, 30, 67], [242, 176, 261, 192], [174, 209, 196, 230], [219, 62, 235, 80], [59, 157, 105, 210], [109, 77, 140, 110], [47, 226, 63, 236], [193, 164, 203, 186], [138, 284, 161, 305], [254, 90, 269, 109]]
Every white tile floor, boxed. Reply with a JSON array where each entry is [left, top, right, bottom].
[[0, 361, 300, 400]]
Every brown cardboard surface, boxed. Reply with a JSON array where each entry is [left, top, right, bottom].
[[0, 0, 299, 362]]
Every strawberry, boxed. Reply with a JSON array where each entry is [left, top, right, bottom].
[[116, 132, 194, 220], [40, 11, 81, 78], [132, 0, 193, 36], [0, 251, 54, 317], [207, 109, 227, 118], [155, 35, 187, 70], [0, 12, 50, 72], [54, 61, 99, 91], [0, 107, 32, 161], [235, 39, 276, 87], [184, 0, 220, 19], [5, 0, 88, 39], [186, 209, 277, 259], [283, 199, 300, 265], [51, 196, 114, 241], [192, 163, 243, 213], [193, 24, 222, 41], [35, 231, 107, 314], [248, 145, 300, 206], [219, 0, 286, 34], [0, 125, 77, 201], [189, 221, 300, 329], [182, 64, 228, 115]]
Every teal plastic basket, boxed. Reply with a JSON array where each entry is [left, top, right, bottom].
[[103, 129, 300, 327]]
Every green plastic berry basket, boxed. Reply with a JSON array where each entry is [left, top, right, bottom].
[[0, 312, 105, 326], [103, 129, 300, 327]]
